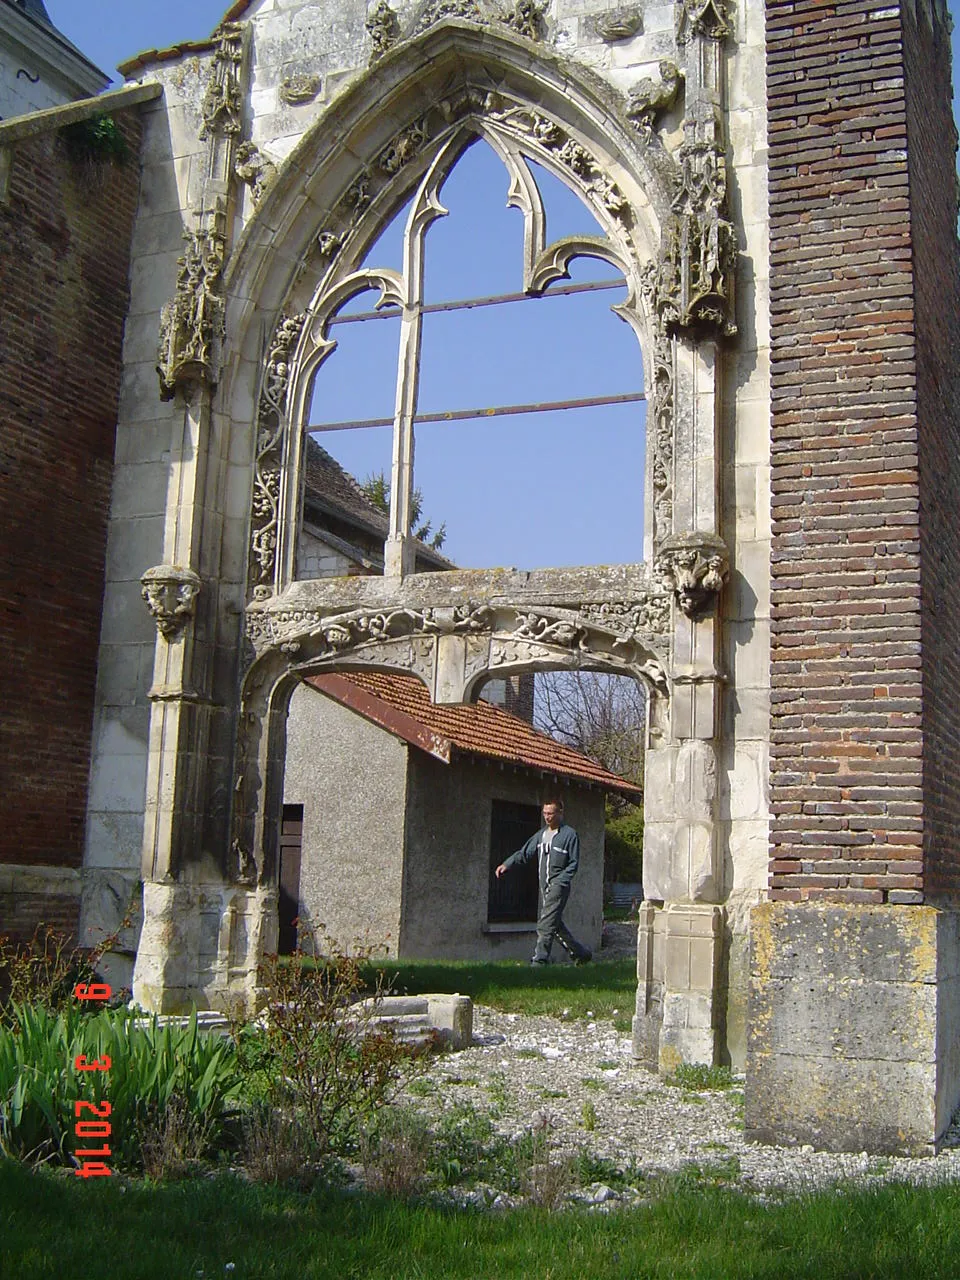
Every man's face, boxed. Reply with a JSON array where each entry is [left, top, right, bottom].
[[542, 804, 562, 830]]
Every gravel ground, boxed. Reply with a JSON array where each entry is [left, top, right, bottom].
[[390, 1000, 960, 1207]]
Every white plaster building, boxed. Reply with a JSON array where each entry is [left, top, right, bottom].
[[0, 0, 108, 121]]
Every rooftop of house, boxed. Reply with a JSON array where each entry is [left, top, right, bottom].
[[2, 0, 109, 81], [306, 670, 644, 800], [302, 436, 455, 572]]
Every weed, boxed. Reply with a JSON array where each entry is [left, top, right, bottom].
[[580, 1077, 604, 1091], [516, 1112, 573, 1209], [575, 1151, 643, 1190], [516, 1047, 541, 1059], [140, 1094, 211, 1181], [406, 1078, 437, 1099], [241, 1103, 319, 1188], [485, 1073, 509, 1110], [598, 1060, 619, 1070], [581, 1100, 598, 1131], [539, 1089, 567, 1100], [359, 1108, 432, 1199], [668, 1063, 737, 1091]]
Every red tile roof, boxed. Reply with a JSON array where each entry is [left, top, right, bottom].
[[118, 2, 255, 76], [306, 670, 643, 799]]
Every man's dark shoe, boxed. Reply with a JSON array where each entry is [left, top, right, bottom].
[[575, 949, 592, 965]]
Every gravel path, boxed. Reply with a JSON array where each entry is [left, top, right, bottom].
[[393, 1002, 960, 1205]]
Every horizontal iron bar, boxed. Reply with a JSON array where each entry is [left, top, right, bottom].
[[306, 390, 646, 434], [327, 277, 627, 326]]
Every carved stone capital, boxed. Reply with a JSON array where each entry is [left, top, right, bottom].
[[656, 532, 729, 618], [141, 565, 202, 638]]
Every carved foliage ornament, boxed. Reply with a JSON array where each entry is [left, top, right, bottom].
[[141, 565, 201, 638], [249, 313, 307, 599], [157, 209, 227, 401], [279, 73, 322, 105], [655, 532, 729, 617], [244, 595, 670, 664], [675, 0, 730, 44], [642, 135, 737, 337], [200, 22, 244, 139]]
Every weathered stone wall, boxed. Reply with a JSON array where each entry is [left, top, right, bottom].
[[0, 112, 142, 941], [401, 751, 604, 960]]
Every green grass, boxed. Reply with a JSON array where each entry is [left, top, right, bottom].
[[6, 1161, 960, 1279], [363, 958, 636, 1021]]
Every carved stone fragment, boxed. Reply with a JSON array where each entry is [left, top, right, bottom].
[[315, 229, 347, 264], [411, 0, 485, 34], [592, 5, 643, 41], [141, 565, 202, 638], [279, 74, 322, 105], [366, 0, 401, 62], [501, 0, 547, 40], [675, 0, 730, 44], [656, 531, 729, 617], [626, 61, 684, 137], [249, 313, 307, 599], [379, 121, 429, 174], [199, 22, 244, 139], [157, 213, 227, 401], [234, 141, 277, 204]]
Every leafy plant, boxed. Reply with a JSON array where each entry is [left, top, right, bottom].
[[604, 803, 645, 883], [247, 927, 428, 1156], [0, 916, 133, 1028], [668, 1063, 737, 1092], [60, 114, 130, 167], [580, 1100, 598, 1132], [241, 1102, 321, 1188], [0, 1004, 241, 1169], [359, 1107, 432, 1198]]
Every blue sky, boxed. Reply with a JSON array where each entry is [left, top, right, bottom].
[[47, 1, 960, 570]]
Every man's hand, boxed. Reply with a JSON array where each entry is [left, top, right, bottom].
[[494, 863, 507, 879]]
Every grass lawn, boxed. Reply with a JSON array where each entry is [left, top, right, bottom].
[[5, 1161, 960, 1279], [363, 958, 637, 1026]]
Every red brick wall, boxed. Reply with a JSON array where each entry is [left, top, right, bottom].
[[0, 113, 142, 881], [902, 5, 960, 902], [766, 0, 933, 903]]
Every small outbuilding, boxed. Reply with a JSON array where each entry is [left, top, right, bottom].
[[282, 670, 643, 961]]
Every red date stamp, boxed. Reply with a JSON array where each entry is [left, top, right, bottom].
[[72, 982, 113, 1178]]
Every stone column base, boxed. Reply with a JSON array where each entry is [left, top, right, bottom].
[[633, 901, 725, 1073], [132, 880, 278, 1014], [746, 902, 960, 1155]]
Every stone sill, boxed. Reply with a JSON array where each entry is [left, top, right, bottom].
[[482, 922, 537, 934]]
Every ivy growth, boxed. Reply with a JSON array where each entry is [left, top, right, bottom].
[[60, 114, 130, 168]]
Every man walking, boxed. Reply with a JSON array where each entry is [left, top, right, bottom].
[[495, 798, 592, 966]]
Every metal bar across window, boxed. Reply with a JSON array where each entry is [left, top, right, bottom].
[[306, 390, 646, 434], [328, 277, 627, 326]]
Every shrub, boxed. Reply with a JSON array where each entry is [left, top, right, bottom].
[[0, 919, 131, 1028], [246, 927, 428, 1156], [604, 804, 644, 883], [241, 1102, 320, 1188]]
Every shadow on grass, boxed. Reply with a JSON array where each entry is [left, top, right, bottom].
[[5, 1161, 960, 1280]]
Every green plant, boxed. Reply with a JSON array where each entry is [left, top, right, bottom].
[[360, 1107, 432, 1198], [249, 927, 428, 1156], [668, 1063, 737, 1092], [604, 803, 644, 883], [0, 916, 133, 1028], [581, 1100, 598, 1131], [360, 470, 446, 550], [60, 114, 130, 167], [0, 1004, 241, 1169], [241, 1102, 320, 1188]]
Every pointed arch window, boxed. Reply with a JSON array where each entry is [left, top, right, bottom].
[[298, 117, 649, 577]]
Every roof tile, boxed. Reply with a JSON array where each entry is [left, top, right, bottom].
[[306, 670, 643, 798]]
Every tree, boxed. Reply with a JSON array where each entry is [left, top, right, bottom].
[[533, 671, 646, 884], [360, 471, 447, 551], [533, 671, 646, 793]]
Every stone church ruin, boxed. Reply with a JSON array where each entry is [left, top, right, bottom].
[[1, 0, 959, 1155]]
